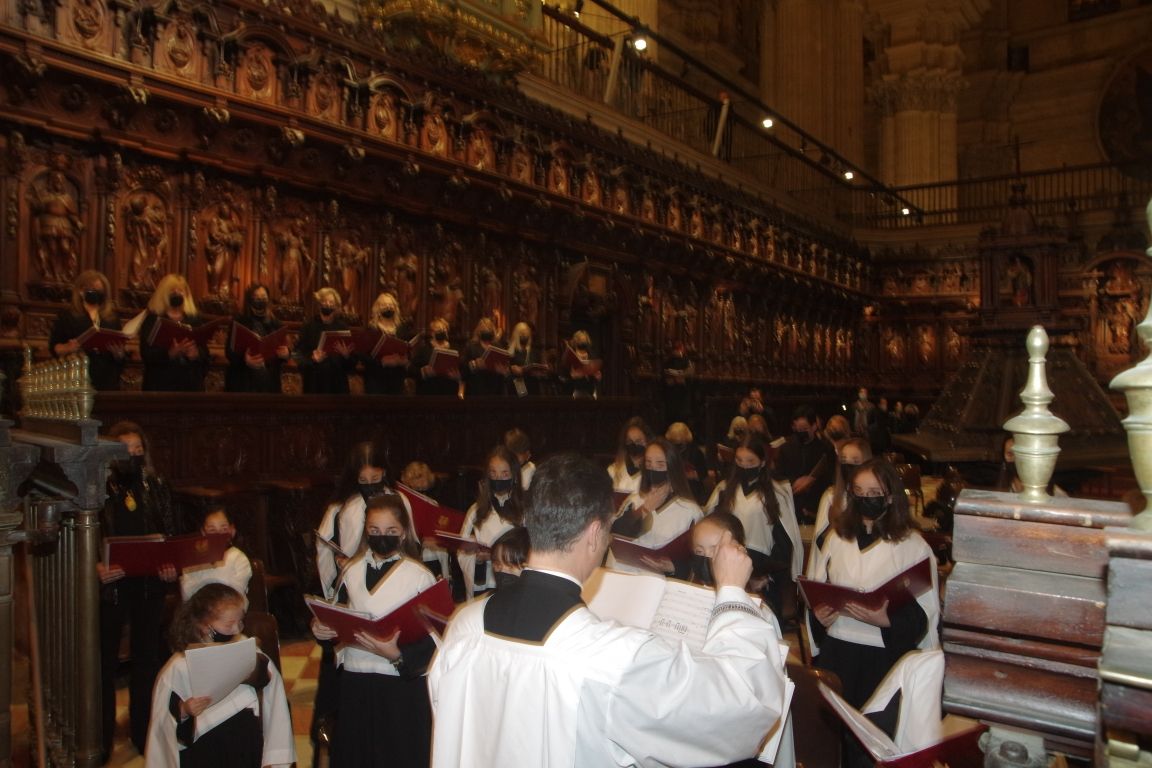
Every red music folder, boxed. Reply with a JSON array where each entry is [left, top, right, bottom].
[[394, 483, 467, 536], [797, 557, 933, 614], [612, 490, 632, 513], [561, 344, 603, 375], [351, 329, 417, 362], [229, 323, 292, 359], [74, 310, 146, 353], [476, 345, 512, 374], [104, 533, 232, 577], [305, 579, 455, 645], [819, 681, 986, 768], [610, 527, 694, 572], [429, 348, 460, 377], [425, 531, 491, 555], [316, 330, 353, 356], [146, 316, 228, 348]]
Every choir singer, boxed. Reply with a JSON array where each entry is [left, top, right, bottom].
[[429, 453, 790, 767]]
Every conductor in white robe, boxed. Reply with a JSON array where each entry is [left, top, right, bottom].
[[429, 453, 790, 768]]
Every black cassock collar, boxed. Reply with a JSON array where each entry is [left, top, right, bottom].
[[483, 569, 584, 644]]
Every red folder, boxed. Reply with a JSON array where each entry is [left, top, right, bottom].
[[476, 345, 512, 375], [305, 579, 455, 645], [146, 316, 228, 348], [229, 323, 292, 359], [316, 330, 353, 356], [394, 483, 466, 536], [104, 533, 231, 577], [429, 348, 460, 377], [562, 344, 603, 375], [715, 443, 735, 463], [426, 531, 491, 555], [610, 527, 694, 571], [612, 491, 632, 513], [520, 362, 551, 377], [75, 326, 134, 354], [352, 329, 416, 362], [797, 557, 933, 614]]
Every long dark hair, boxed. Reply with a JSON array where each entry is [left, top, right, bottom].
[[475, 445, 523, 526], [362, 493, 422, 560], [169, 583, 246, 652], [613, 416, 653, 468], [716, 435, 780, 525], [639, 437, 694, 502], [332, 440, 390, 504], [242, 283, 274, 317], [829, 437, 874, 528], [832, 458, 914, 543]]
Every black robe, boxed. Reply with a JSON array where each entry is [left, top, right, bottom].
[[49, 309, 125, 391], [139, 312, 210, 392], [297, 316, 353, 395], [225, 313, 285, 393]]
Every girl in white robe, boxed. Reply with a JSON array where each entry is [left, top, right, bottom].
[[606, 416, 653, 495], [808, 458, 940, 768], [312, 494, 438, 768], [145, 583, 294, 768], [458, 445, 523, 597], [179, 508, 252, 601], [610, 437, 702, 577], [807, 437, 873, 578]]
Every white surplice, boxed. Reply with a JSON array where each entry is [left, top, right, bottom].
[[144, 649, 295, 768], [457, 502, 516, 596], [608, 493, 701, 575], [179, 546, 252, 601], [704, 480, 803, 580], [607, 462, 642, 495], [336, 554, 437, 675], [429, 584, 790, 768]]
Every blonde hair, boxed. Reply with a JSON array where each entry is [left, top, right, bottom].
[[471, 317, 498, 343], [148, 274, 197, 316], [509, 322, 533, 355], [369, 292, 402, 329], [726, 416, 748, 441], [665, 422, 693, 444], [314, 286, 341, 306], [71, 270, 117, 321], [570, 330, 592, 347], [400, 461, 434, 491], [429, 317, 449, 335]]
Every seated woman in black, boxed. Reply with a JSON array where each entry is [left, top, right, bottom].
[[410, 317, 460, 397], [50, 269, 126, 390], [297, 286, 354, 394], [508, 321, 550, 396], [139, 273, 210, 392], [462, 317, 509, 397], [362, 291, 415, 396], [560, 329, 601, 399], [225, 283, 289, 393]]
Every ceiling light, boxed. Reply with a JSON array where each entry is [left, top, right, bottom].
[[631, 36, 648, 52], [901, 207, 911, 216], [843, 170, 855, 180], [761, 117, 774, 129]]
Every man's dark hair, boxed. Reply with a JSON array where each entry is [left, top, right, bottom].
[[525, 453, 613, 552], [791, 405, 817, 424]]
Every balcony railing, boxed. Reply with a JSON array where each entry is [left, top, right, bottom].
[[536, 2, 1149, 231]]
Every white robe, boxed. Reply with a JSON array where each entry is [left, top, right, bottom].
[[807, 488, 838, 578], [809, 531, 940, 651], [316, 493, 413, 599], [520, 461, 536, 491], [179, 546, 252, 601], [457, 501, 516, 596], [608, 494, 701, 575], [607, 462, 642, 495], [336, 555, 437, 675], [144, 648, 295, 768], [704, 480, 803, 580], [429, 584, 790, 768]]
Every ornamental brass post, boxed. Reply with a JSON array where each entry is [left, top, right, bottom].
[[1003, 326, 1071, 503], [1109, 198, 1152, 531]]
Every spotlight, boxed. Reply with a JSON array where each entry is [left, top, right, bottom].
[[901, 207, 911, 216], [843, 170, 855, 180], [631, 36, 648, 52], [761, 117, 774, 129]]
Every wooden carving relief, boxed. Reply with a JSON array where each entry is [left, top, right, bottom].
[[429, 233, 466, 334], [63, 0, 112, 51], [333, 230, 372, 322], [269, 205, 316, 309], [198, 194, 248, 304], [237, 42, 279, 102], [118, 170, 172, 295], [381, 223, 423, 325], [370, 85, 408, 143], [26, 162, 85, 287], [514, 261, 544, 334]]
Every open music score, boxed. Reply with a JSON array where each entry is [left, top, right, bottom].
[[305, 579, 455, 645]]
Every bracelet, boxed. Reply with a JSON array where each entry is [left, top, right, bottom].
[[390, 653, 405, 671], [711, 601, 764, 622]]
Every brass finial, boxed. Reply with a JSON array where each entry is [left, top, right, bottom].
[[1003, 326, 1071, 503]]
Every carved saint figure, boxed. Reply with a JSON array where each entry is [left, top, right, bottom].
[[337, 235, 369, 316], [30, 171, 83, 283], [1109, 298, 1138, 354], [481, 267, 504, 335], [511, 145, 534, 184], [421, 104, 448, 156], [582, 170, 602, 206], [430, 261, 465, 330], [550, 156, 570, 195], [124, 192, 168, 290], [205, 201, 244, 298], [277, 218, 311, 305], [468, 129, 492, 170], [374, 91, 401, 142], [1006, 254, 1034, 307], [393, 250, 420, 320], [918, 325, 935, 365]]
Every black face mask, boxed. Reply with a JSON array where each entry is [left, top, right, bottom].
[[625, 442, 646, 458], [168, 293, 185, 308], [738, 466, 761, 494], [320, 306, 335, 317], [794, 429, 811, 444], [480, 331, 494, 342], [575, 343, 590, 352], [210, 630, 235, 643], [519, 335, 529, 345], [434, 332, 448, 342], [489, 477, 514, 495], [855, 494, 889, 520], [83, 289, 105, 305], [111, 458, 140, 481], [494, 571, 519, 590], [250, 299, 268, 313], [381, 309, 395, 319], [359, 481, 386, 501], [689, 554, 713, 586], [644, 468, 669, 487], [367, 533, 402, 557]]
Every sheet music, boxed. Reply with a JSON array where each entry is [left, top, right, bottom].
[[583, 568, 666, 628], [185, 637, 258, 705], [648, 580, 716, 652]]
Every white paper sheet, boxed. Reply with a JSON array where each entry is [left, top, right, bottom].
[[185, 637, 258, 705]]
